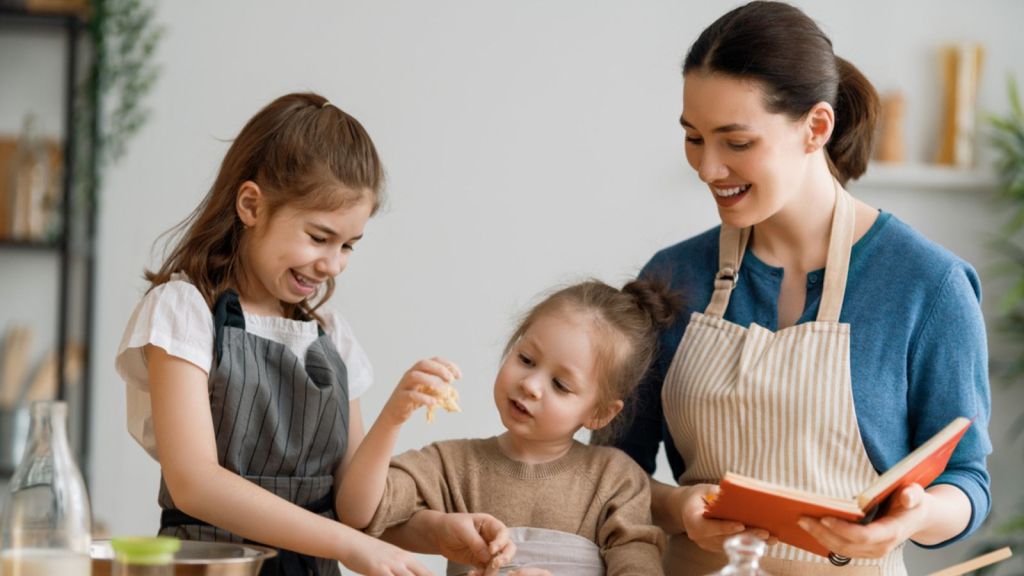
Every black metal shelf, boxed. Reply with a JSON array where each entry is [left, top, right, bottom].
[[0, 238, 62, 251], [0, 6, 85, 28], [0, 5, 95, 478]]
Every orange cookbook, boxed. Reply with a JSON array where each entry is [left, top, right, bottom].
[[703, 416, 972, 558]]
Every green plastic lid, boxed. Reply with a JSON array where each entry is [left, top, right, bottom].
[[111, 536, 182, 565]]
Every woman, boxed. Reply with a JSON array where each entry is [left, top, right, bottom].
[[610, 2, 992, 575]]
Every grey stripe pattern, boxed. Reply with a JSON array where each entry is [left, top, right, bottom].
[[158, 324, 349, 575]]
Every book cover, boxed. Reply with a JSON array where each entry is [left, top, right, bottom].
[[703, 416, 972, 558]]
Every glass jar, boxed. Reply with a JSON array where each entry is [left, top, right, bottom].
[[0, 401, 92, 575], [111, 536, 181, 576], [704, 534, 773, 575]]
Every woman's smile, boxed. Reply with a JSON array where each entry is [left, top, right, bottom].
[[712, 183, 751, 207]]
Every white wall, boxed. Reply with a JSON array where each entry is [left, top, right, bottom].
[[74, 1, 1024, 574]]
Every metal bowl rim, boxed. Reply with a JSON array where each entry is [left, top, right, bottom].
[[91, 539, 277, 564]]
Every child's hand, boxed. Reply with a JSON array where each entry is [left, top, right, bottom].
[[430, 512, 515, 571], [381, 357, 462, 427]]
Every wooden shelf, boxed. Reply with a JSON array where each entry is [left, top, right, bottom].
[[853, 163, 998, 193], [0, 237, 61, 252], [0, 6, 86, 27]]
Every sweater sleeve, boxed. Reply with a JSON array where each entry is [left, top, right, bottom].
[[907, 264, 992, 547], [597, 452, 667, 576], [364, 443, 453, 537]]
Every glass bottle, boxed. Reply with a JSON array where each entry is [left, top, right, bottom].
[[0, 400, 92, 575], [704, 534, 773, 576], [111, 536, 180, 576]]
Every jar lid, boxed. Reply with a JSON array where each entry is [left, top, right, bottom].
[[111, 536, 181, 564]]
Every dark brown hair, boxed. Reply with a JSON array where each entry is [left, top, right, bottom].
[[503, 278, 680, 434], [145, 92, 385, 321], [683, 1, 879, 185]]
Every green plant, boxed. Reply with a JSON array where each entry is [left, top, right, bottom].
[[975, 75, 1024, 575], [991, 76, 1024, 386], [74, 0, 163, 214]]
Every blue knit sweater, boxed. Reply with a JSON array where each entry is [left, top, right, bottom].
[[615, 212, 992, 546]]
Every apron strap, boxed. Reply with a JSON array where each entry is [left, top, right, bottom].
[[817, 182, 856, 323], [705, 225, 751, 318], [706, 180, 856, 323]]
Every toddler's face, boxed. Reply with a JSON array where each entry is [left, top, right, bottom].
[[242, 193, 372, 315], [493, 309, 605, 445]]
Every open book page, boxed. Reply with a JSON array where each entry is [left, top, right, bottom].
[[855, 416, 972, 511], [704, 416, 972, 558], [714, 473, 863, 516]]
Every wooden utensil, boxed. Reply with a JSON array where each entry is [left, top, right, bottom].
[[926, 546, 1012, 576], [0, 325, 34, 408], [21, 342, 84, 403]]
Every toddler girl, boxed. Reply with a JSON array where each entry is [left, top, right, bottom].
[[339, 279, 679, 575]]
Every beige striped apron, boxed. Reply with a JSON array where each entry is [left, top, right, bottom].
[[661, 186, 906, 576]]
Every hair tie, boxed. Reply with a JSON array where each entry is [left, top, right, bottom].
[[321, 101, 334, 109]]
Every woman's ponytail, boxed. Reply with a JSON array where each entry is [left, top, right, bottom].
[[828, 57, 880, 185]]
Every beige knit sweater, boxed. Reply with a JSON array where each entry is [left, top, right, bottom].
[[366, 437, 665, 575]]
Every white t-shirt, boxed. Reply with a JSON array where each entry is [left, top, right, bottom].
[[115, 276, 373, 460]]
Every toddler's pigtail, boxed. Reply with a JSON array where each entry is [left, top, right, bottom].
[[622, 277, 682, 331]]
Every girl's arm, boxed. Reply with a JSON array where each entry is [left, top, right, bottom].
[[333, 398, 366, 495], [338, 357, 460, 529], [147, 345, 429, 576]]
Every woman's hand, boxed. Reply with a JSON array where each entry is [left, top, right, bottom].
[[798, 484, 930, 559], [381, 357, 461, 427], [677, 484, 773, 552]]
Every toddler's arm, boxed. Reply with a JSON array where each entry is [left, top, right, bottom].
[[383, 510, 516, 571], [338, 357, 460, 529], [598, 454, 668, 576], [147, 345, 430, 576]]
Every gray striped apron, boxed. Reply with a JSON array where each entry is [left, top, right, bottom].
[[159, 290, 349, 576], [661, 186, 906, 575]]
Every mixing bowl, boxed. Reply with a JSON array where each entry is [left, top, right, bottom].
[[91, 539, 277, 576]]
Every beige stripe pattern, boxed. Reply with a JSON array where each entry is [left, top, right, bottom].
[[660, 186, 906, 575]]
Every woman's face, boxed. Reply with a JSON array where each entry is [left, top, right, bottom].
[[681, 71, 813, 228]]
